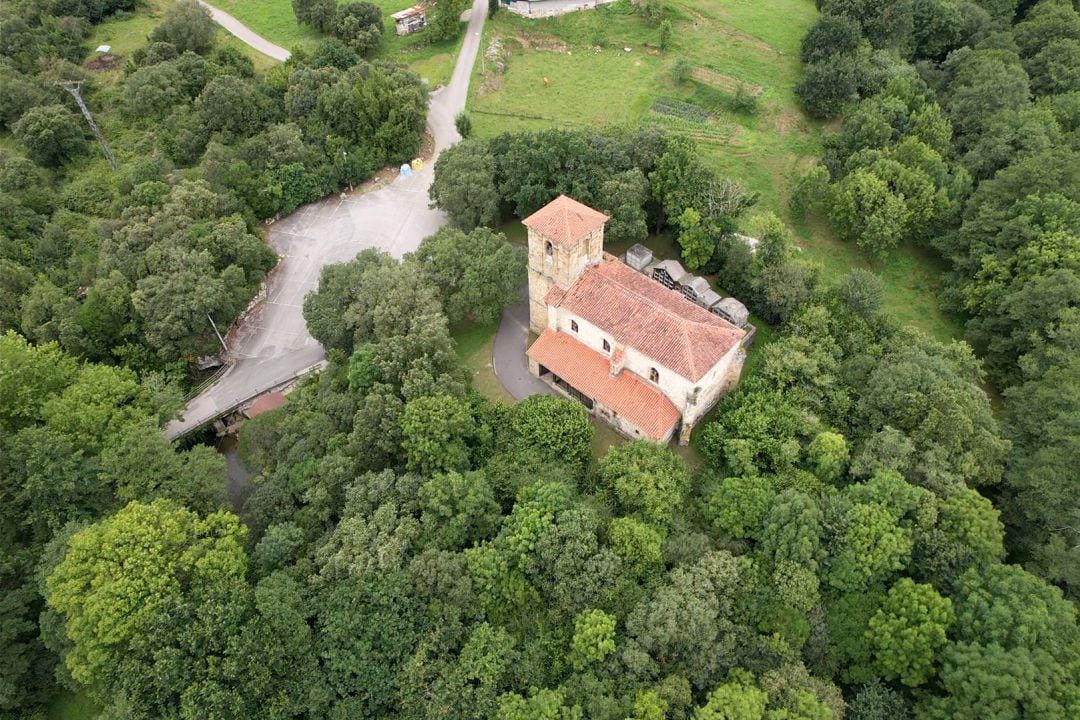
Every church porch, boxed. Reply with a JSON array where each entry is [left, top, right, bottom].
[[526, 329, 681, 444]]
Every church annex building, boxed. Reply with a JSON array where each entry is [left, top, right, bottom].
[[524, 195, 751, 445]]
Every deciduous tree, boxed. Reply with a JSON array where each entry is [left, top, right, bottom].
[[703, 475, 774, 540], [867, 578, 953, 686], [596, 440, 689, 525], [13, 104, 87, 167], [412, 226, 525, 325], [332, 2, 383, 56], [570, 609, 616, 669], [150, 0, 216, 55], [45, 501, 250, 714], [419, 469, 500, 550], [509, 395, 593, 475], [429, 138, 500, 229], [293, 0, 338, 33], [402, 394, 475, 475], [608, 516, 665, 578]]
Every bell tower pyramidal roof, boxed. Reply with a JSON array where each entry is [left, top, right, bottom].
[[522, 195, 609, 247]]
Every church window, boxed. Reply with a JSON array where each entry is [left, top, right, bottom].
[[602, 339, 610, 352], [570, 320, 578, 333], [545, 240, 553, 257], [649, 368, 659, 382]]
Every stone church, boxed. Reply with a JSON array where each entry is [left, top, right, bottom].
[[523, 195, 750, 445]]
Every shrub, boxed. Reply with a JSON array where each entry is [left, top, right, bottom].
[[454, 110, 473, 138], [672, 57, 693, 83], [730, 84, 759, 114]]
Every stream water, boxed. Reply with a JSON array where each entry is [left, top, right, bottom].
[[215, 435, 254, 512]]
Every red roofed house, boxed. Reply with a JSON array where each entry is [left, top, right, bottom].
[[523, 195, 749, 445]]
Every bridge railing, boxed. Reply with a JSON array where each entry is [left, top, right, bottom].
[[183, 364, 230, 402], [167, 360, 328, 440]]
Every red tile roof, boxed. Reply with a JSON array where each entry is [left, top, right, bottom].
[[528, 329, 680, 441], [545, 259, 745, 381], [522, 195, 609, 247]]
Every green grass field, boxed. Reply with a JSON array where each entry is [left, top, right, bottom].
[[87, 0, 279, 73], [214, 0, 323, 51], [469, 0, 962, 342], [452, 319, 515, 403], [214, 0, 467, 85]]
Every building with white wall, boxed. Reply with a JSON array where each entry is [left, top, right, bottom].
[[523, 195, 749, 445]]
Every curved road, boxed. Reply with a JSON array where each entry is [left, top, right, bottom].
[[199, 2, 291, 61], [166, 2, 488, 439], [493, 295, 555, 401]]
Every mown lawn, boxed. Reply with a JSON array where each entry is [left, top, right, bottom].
[[469, 0, 963, 341], [451, 320, 514, 403], [213, 0, 323, 51]]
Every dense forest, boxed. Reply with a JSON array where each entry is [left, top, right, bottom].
[[793, 0, 1080, 603], [1, 0, 1079, 719], [1, 0, 428, 372]]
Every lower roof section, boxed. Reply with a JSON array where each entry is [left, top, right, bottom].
[[527, 329, 680, 441]]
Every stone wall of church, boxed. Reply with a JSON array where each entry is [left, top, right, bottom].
[[548, 305, 745, 431], [681, 345, 742, 428], [527, 268, 553, 334], [526, 225, 604, 333]]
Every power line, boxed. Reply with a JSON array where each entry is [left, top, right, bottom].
[[56, 80, 117, 171]]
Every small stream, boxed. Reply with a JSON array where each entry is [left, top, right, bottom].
[[215, 435, 255, 512]]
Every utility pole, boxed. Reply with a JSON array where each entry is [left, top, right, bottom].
[[56, 80, 117, 171], [207, 313, 228, 353]]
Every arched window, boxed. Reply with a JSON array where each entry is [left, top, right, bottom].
[[570, 320, 579, 333], [602, 339, 610, 352], [649, 368, 659, 383], [545, 240, 553, 257]]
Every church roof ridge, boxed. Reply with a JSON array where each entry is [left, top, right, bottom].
[[548, 259, 745, 381]]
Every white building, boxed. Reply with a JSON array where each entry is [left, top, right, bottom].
[[524, 195, 749, 445]]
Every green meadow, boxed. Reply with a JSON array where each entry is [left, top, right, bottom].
[[212, 0, 467, 84], [470, 0, 962, 341]]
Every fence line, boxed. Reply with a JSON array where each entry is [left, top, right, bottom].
[[184, 364, 230, 402]]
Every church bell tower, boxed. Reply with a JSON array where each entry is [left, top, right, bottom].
[[522, 195, 609, 334]]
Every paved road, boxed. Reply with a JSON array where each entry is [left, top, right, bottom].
[[504, 0, 617, 18], [492, 294, 555, 401], [199, 2, 291, 62], [166, 1, 489, 439]]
